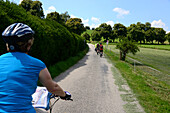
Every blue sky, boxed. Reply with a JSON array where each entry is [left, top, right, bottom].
[[9, 0, 170, 33]]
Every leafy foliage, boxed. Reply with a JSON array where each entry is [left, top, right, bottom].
[[82, 32, 90, 41], [60, 11, 70, 23], [116, 38, 140, 61], [96, 23, 112, 41], [91, 31, 101, 41], [46, 11, 65, 25], [0, 0, 86, 66], [154, 28, 166, 44], [113, 23, 127, 40], [166, 32, 170, 44], [89, 21, 167, 44], [66, 18, 86, 35], [19, 0, 44, 18]]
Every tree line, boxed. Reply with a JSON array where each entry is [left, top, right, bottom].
[[19, 0, 170, 45], [0, 0, 87, 66], [82, 22, 170, 61], [83, 23, 170, 45], [19, 0, 86, 35]]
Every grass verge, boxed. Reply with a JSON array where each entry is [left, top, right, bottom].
[[104, 48, 170, 113]]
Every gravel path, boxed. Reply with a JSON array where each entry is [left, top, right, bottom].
[[35, 44, 143, 113]]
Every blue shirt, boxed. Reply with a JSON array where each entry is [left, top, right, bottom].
[[0, 52, 46, 113]]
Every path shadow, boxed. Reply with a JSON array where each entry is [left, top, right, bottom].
[[53, 49, 90, 82]]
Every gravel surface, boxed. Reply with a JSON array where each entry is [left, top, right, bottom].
[[35, 44, 127, 113]]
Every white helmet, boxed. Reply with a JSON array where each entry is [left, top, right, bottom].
[[2, 23, 34, 51]]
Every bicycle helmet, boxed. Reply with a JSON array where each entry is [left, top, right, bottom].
[[2, 23, 34, 51]]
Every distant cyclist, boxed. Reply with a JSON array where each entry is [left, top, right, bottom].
[[95, 43, 97, 52], [0, 23, 71, 113], [96, 43, 100, 55], [99, 43, 103, 57]]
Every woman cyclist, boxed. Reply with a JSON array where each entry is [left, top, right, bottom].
[[99, 43, 103, 57], [0, 23, 71, 113]]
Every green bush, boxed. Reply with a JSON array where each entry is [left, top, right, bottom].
[[0, 0, 87, 66]]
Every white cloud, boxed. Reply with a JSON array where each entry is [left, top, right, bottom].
[[82, 18, 89, 27], [90, 24, 100, 29], [70, 15, 77, 18], [106, 21, 114, 27], [48, 6, 56, 11], [69, 15, 101, 29], [19, 0, 23, 4], [166, 31, 170, 34], [113, 7, 130, 18], [91, 17, 100, 23], [44, 6, 56, 17], [151, 19, 165, 28], [151, 19, 168, 31]]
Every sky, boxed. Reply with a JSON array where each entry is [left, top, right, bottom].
[[9, 0, 170, 33]]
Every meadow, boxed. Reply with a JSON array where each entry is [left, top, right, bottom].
[[104, 45, 170, 113], [106, 44, 170, 83], [139, 44, 170, 51]]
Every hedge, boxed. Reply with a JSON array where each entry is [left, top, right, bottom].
[[0, 0, 87, 66]]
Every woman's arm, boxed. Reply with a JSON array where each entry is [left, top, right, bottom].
[[39, 68, 66, 97]]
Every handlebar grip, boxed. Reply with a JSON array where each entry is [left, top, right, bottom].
[[60, 91, 72, 100]]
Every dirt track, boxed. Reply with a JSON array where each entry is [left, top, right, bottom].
[[36, 44, 144, 113]]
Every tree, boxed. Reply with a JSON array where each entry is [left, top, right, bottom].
[[165, 32, 170, 44], [127, 23, 145, 43], [60, 11, 70, 23], [127, 24, 138, 42], [154, 28, 166, 44], [113, 23, 127, 41], [91, 31, 101, 41], [46, 11, 64, 24], [82, 32, 90, 41], [65, 18, 85, 35], [145, 28, 156, 43], [85, 26, 90, 30], [30, 1, 44, 18], [136, 22, 145, 43], [109, 31, 117, 42], [96, 23, 112, 41], [19, 0, 32, 11], [20, 0, 44, 18], [116, 38, 140, 61], [145, 22, 151, 31]]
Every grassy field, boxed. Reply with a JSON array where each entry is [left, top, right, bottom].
[[139, 44, 170, 51], [106, 45, 170, 83], [104, 47, 170, 113]]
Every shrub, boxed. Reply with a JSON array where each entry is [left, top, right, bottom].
[[0, 0, 86, 66]]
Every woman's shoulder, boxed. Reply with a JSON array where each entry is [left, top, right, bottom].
[[26, 54, 45, 65]]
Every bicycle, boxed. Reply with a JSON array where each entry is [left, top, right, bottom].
[[32, 87, 73, 113], [100, 51, 103, 57]]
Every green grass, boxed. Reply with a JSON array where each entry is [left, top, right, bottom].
[[139, 44, 170, 51], [104, 48, 170, 113], [106, 44, 170, 85]]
